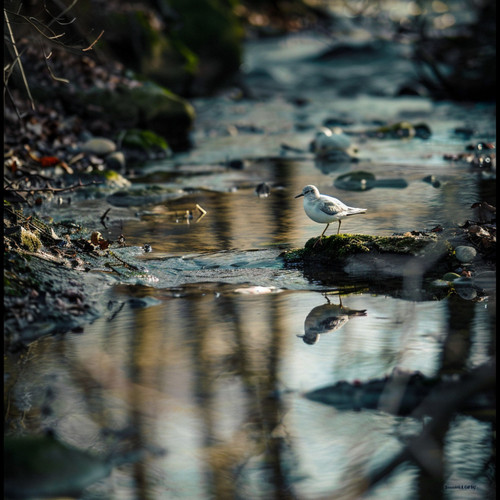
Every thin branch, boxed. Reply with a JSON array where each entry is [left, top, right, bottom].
[[82, 30, 104, 51], [4, 9, 35, 110], [4, 9, 82, 52], [40, 42, 69, 83], [27, 15, 61, 39], [100, 208, 111, 227], [108, 251, 141, 271], [46, 0, 79, 29], [365, 359, 495, 491], [47, 33, 66, 41], [4, 81, 25, 121], [44, 3, 77, 27]]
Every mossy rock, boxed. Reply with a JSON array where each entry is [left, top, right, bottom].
[[167, 0, 244, 92], [10, 226, 43, 253], [71, 1, 241, 94], [99, 169, 131, 188], [282, 233, 453, 281], [372, 121, 432, 139], [120, 129, 172, 161], [75, 83, 195, 150], [284, 233, 439, 261], [97, 8, 198, 85], [32, 80, 195, 151]]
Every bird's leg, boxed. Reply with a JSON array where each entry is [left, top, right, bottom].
[[314, 223, 330, 247], [337, 220, 341, 234]]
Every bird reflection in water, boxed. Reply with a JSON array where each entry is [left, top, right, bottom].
[[298, 293, 367, 345]]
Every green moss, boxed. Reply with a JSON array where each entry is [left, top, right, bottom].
[[280, 248, 305, 263], [376, 121, 415, 138], [19, 227, 42, 253], [310, 233, 432, 256], [121, 129, 169, 153], [371, 235, 434, 253], [304, 233, 372, 258], [168, 0, 243, 75], [283, 233, 443, 264], [75, 83, 195, 148], [102, 169, 121, 180]]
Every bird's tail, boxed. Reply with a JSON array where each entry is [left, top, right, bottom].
[[346, 208, 367, 215], [350, 309, 367, 316]]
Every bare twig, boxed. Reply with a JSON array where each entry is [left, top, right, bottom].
[[108, 251, 141, 271], [44, 3, 76, 27], [82, 30, 104, 52], [46, 0, 79, 29], [40, 42, 70, 83], [4, 9, 82, 52], [4, 9, 35, 110], [100, 208, 111, 227], [3, 81, 24, 121], [195, 204, 207, 222], [27, 15, 61, 41]]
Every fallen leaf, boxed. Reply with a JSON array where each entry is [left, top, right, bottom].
[[40, 156, 61, 167], [98, 239, 110, 250], [90, 231, 103, 246]]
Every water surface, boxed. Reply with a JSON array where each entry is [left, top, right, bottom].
[[7, 29, 496, 500]]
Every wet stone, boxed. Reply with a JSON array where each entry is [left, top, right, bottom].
[[105, 151, 126, 171], [442, 272, 461, 282], [81, 138, 117, 156], [456, 287, 477, 300], [455, 245, 477, 263]]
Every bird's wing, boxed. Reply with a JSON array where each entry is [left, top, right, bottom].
[[320, 316, 347, 331], [319, 197, 346, 216]]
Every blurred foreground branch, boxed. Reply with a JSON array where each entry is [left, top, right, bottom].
[[367, 358, 496, 494]]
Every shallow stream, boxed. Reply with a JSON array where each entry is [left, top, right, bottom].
[[7, 31, 495, 499]]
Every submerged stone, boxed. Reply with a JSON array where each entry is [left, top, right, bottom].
[[334, 171, 408, 191], [4, 434, 112, 499], [442, 272, 461, 282]]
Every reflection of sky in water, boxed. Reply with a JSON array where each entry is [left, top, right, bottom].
[[51, 286, 493, 498], [282, 293, 447, 390]]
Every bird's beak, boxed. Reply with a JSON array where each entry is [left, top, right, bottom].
[[295, 193, 304, 198]]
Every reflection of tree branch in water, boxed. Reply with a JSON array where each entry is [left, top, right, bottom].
[[191, 293, 298, 498], [366, 359, 495, 496], [297, 292, 367, 345], [329, 293, 495, 498]]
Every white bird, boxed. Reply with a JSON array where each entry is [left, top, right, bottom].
[[309, 127, 351, 158], [295, 185, 366, 245], [297, 294, 367, 344]]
